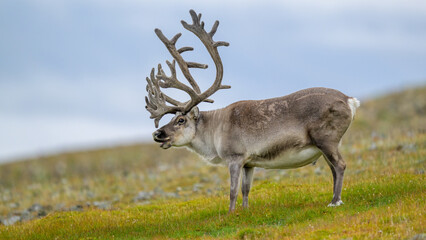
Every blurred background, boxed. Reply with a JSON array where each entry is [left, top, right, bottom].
[[0, 1, 425, 232], [0, 0, 425, 162]]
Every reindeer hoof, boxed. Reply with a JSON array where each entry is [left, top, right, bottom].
[[327, 200, 344, 207]]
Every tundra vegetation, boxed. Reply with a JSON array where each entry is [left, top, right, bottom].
[[0, 86, 424, 239]]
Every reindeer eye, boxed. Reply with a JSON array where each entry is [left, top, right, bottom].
[[177, 118, 185, 124]]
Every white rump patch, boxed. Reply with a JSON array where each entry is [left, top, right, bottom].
[[347, 97, 360, 119]]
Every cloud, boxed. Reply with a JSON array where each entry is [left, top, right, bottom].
[[0, 114, 150, 162], [0, 73, 148, 122], [92, 0, 426, 16], [310, 28, 426, 53]]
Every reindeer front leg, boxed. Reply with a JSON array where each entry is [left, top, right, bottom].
[[228, 161, 243, 213]]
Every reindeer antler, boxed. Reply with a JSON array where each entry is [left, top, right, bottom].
[[145, 9, 230, 127]]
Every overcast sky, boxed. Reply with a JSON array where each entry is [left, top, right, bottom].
[[1, 0, 425, 163]]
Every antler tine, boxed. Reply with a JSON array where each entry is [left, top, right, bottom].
[[209, 21, 219, 38], [170, 33, 181, 45], [177, 46, 193, 53]]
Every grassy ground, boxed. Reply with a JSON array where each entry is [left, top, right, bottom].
[[0, 86, 425, 239]]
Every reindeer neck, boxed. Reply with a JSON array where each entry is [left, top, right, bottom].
[[187, 110, 223, 160]]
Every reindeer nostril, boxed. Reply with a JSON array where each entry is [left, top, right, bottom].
[[153, 130, 161, 138], [153, 130, 167, 141]]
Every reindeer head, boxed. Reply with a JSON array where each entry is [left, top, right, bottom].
[[152, 107, 199, 149], [145, 10, 230, 149]]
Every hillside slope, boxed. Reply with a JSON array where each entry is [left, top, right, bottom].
[[351, 85, 425, 133], [0, 86, 425, 239]]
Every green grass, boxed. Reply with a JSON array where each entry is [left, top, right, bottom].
[[0, 174, 424, 239], [0, 86, 425, 239]]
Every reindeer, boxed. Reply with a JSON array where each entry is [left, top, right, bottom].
[[145, 10, 360, 213]]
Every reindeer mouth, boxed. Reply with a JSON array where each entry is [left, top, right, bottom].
[[153, 136, 172, 149], [159, 141, 172, 149]]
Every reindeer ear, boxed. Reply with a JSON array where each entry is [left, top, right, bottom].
[[188, 106, 200, 120]]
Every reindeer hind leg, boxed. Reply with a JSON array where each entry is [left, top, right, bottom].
[[317, 143, 346, 206]]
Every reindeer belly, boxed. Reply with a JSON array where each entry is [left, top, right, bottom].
[[246, 146, 322, 169]]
